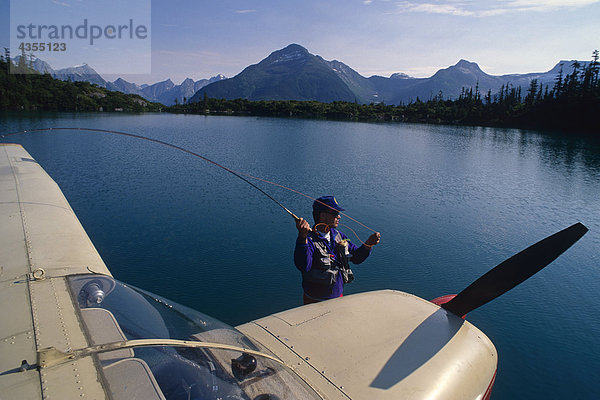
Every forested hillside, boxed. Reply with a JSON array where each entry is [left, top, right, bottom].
[[0, 56, 161, 112], [173, 50, 600, 133]]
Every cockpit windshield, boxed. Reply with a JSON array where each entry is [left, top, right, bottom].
[[68, 275, 321, 400]]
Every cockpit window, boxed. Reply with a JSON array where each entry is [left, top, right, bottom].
[[69, 276, 322, 400]]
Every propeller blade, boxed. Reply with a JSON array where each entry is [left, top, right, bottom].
[[442, 222, 588, 316]]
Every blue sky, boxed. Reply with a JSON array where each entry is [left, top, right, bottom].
[[2, 0, 599, 85]]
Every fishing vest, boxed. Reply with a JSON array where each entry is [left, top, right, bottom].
[[304, 230, 354, 286]]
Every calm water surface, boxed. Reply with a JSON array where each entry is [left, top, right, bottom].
[[2, 112, 599, 399]]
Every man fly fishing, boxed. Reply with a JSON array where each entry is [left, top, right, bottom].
[[294, 196, 381, 304]]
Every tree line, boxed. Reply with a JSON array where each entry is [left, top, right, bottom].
[[171, 50, 599, 133], [0, 50, 161, 112], [1, 48, 597, 133]]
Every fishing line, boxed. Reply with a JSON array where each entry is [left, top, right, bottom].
[[0, 127, 378, 242], [232, 171, 378, 234], [1, 127, 295, 216], [338, 223, 373, 247]]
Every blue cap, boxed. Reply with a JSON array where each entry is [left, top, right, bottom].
[[313, 196, 345, 213]]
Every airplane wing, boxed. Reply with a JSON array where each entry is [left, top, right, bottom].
[[0, 144, 112, 399]]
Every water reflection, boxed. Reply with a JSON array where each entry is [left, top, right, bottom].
[[1, 113, 599, 400]]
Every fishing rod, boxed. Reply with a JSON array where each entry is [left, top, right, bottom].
[[1, 127, 298, 215], [0, 127, 378, 238]]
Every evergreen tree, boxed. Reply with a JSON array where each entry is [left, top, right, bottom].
[[553, 64, 564, 97], [526, 79, 538, 106], [587, 50, 599, 89], [566, 61, 582, 95]]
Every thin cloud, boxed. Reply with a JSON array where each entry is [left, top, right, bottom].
[[364, 0, 374, 4], [395, 0, 600, 17], [500, 0, 600, 13], [396, 2, 475, 16], [235, 9, 257, 14], [52, 0, 72, 7], [507, 0, 600, 7]]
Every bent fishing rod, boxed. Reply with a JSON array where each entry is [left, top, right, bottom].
[[0, 127, 378, 238], [2, 129, 589, 318]]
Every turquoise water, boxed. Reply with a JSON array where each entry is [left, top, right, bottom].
[[2, 112, 599, 399]]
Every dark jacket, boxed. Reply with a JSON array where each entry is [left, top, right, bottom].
[[294, 228, 370, 300]]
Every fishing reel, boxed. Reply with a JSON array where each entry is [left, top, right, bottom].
[[335, 240, 354, 284]]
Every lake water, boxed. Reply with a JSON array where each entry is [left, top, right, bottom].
[[1, 112, 599, 399]]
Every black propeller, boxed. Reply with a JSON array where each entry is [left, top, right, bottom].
[[441, 222, 588, 316]]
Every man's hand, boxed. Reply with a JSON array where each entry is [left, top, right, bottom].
[[296, 217, 311, 239], [365, 232, 381, 247]]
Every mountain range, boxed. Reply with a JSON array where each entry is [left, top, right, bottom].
[[13, 55, 226, 106], [15, 45, 588, 106], [191, 44, 586, 105], [108, 75, 226, 105]]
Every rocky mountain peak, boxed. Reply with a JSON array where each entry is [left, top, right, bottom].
[[390, 72, 413, 79], [267, 43, 310, 64], [453, 59, 483, 74]]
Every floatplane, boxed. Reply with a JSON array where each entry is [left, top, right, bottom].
[[0, 142, 587, 399]]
